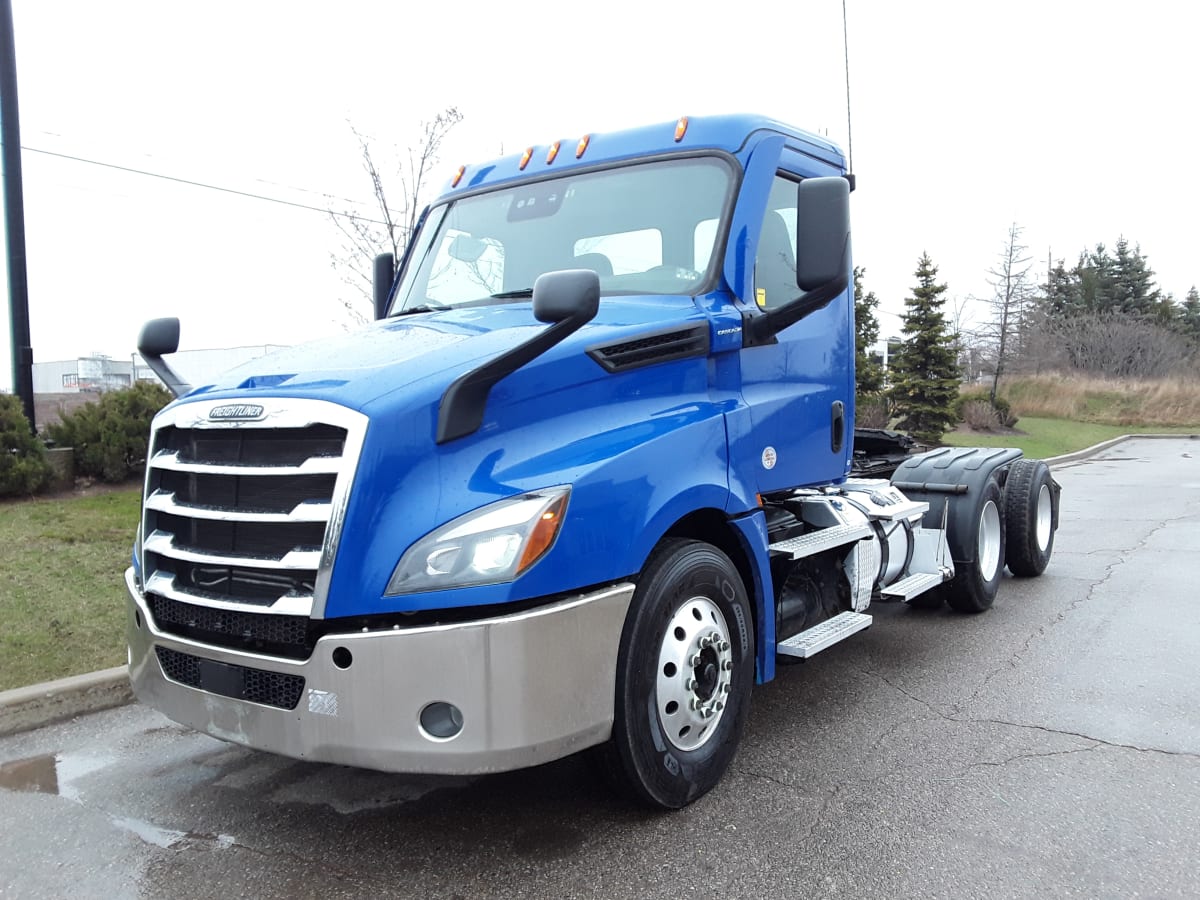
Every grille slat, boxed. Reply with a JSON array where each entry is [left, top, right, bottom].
[[155, 646, 305, 709]]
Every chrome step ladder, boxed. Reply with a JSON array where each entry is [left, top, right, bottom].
[[777, 611, 873, 659]]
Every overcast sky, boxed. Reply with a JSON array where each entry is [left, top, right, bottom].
[[3, 0, 1198, 391]]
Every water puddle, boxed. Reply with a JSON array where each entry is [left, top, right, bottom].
[[0, 752, 237, 851], [0, 751, 112, 800]]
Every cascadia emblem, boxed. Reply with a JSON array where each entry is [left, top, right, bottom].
[[209, 404, 265, 421]]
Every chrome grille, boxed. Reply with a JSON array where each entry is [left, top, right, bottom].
[[140, 399, 368, 653]]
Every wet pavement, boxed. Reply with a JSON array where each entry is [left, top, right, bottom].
[[1, 438, 1198, 899]]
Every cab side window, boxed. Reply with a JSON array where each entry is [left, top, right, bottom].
[[754, 175, 800, 310]]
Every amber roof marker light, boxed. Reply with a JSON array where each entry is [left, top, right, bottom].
[[519, 147, 534, 170], [674, 116, 689, 142], [451, 165, 466, 187], [546, 141, 561, 164], [576, 134, 591, 158]]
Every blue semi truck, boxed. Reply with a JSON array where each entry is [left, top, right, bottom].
[[126, 114, 1059, 808]]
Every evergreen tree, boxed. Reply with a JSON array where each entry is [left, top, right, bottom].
[[888, 252, 960, 444], [1109, 237, 1161, 316], [1181, 286, 1200, 342], [853, 266, 885, 398]]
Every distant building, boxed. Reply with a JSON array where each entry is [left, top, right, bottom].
[[31, 345, 289, 430], [33, 345, 290, 396]]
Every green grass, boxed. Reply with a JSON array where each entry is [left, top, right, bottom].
[[0, 487, 139, 691], [942, 416, 1199, 460]]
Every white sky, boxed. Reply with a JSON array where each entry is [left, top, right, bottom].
[[3, 0, 1198, 391]]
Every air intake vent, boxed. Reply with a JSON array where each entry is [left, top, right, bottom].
[[587, 324, 710, 373]]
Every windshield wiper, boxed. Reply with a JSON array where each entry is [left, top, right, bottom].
[[488, 288, 533, 299], [391, 303, 449, 317]]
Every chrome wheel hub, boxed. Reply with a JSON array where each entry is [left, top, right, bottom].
[[656, 596, 733, 752]]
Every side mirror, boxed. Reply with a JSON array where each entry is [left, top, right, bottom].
[[136, 318, 192, 398], [138, 317, 181, 357], [373, 253, 395, 320], [437, 269, 599, 444], [533, 268, 600, 324], [796, 176, 850, 290]]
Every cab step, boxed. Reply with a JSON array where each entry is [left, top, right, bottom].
[[881, 571, 947, 601], [769, 522, 873, 559], [777, 611, 873, 659]]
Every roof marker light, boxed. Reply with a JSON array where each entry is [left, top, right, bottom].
[[519, 147, 533, 170], [451, 165, 466, 187], [576, 134, 591, 158], [674, 116, 689, 142], [546, 141, 561, 164]]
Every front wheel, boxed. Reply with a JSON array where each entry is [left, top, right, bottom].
[[601, 539, 755, 809]]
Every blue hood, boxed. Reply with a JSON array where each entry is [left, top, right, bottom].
[[185, 296, 707, 414]]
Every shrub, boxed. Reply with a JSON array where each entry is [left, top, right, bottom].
[[961, 400, 1000, 431], [0, 394, 52, 496], [856, 396, 891, 429], [45, 382, 173, 483], [955, 389, 1018, 428]]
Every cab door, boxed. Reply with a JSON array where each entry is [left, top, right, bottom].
[[737, 161, 855, 492]]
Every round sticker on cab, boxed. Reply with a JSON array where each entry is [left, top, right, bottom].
[[761, 446, 777, 469]]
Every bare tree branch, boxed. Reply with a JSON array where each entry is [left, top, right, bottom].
[[327, 108, 463, 327]]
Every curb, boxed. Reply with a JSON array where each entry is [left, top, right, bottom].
[[2, 434, 1196, 739], [0, 666, 132, 738], [1045, 432, 1199, 467]]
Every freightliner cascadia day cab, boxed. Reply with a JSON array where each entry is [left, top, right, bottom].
[[127, 114, 1060, 808]]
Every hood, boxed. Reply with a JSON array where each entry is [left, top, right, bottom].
[[180, 295, 710, 413]]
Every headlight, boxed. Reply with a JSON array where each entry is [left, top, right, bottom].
[[385, 487, 570, 595]]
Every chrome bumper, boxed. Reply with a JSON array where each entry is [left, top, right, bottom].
[[125, 567, 634, 775]]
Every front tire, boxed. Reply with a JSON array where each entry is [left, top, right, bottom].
[[602, 539, 755, 809]]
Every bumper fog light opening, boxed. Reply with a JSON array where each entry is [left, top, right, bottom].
[[419, 702, 464, 741]]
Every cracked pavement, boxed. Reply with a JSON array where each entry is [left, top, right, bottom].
[[1, 438, 1197, 899]]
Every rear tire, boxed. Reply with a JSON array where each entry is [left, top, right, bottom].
[[1003, 458, 1056, 577], [601, 539, 755, 809], [943, 476, 1006, 613]]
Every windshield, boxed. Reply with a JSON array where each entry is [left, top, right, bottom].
[[391, 156, 734, 314]]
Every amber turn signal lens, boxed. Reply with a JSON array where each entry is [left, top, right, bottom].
[[516, 494, 569, 574], [674, 116, 689, 142]]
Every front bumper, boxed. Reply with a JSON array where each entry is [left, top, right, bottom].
[[125, 568, 634, 774]]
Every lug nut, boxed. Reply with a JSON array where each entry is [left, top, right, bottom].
[[719, 640, 730, 652], [698, 636, 712, 649], [715, 701, 724, 712], [690, 654, 702, 667], [722, 660, 734, 671], [722, 683, 731, 694], [685, 677, 698, 691]]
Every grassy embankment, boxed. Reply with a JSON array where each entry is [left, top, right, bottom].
[[0, 489, 138, 691], [942, 373, 1200, 458]]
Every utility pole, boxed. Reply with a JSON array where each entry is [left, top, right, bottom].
[[1, 0, 35, 430]]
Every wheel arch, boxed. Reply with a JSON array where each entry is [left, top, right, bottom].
[[655, 507, 775, 683]]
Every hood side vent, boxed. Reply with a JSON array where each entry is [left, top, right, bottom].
[[587, 324, 710, 373]]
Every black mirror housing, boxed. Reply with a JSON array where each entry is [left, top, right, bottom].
[[796, 177, 850, 291], [138, 317, 181, 358], [533, 269, 600, 324], [136, 317, 192, 398], [373, 253, 396, 320]]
